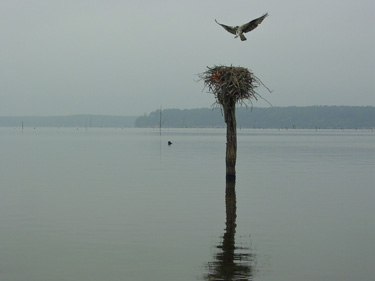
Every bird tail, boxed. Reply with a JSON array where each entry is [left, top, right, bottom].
[[240, 34, 247, 41]]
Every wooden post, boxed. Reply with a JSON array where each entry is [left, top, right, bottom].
[[223, 99, 237, 180], [200, 65, 270, 182]]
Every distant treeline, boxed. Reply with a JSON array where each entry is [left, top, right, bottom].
[[1, 107, 374, 129], [135, 106, 375, 129], [0, 115, 137, 128]]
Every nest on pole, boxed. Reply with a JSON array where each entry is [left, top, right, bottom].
[[199, 65, 269, 108]]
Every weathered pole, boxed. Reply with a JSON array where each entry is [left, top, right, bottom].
[[200, 65, 269, 183], [223, 98, 237, 180]]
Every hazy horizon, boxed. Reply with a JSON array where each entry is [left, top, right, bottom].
[[1, 0, 374, 117], [0, 104, 373, 118]]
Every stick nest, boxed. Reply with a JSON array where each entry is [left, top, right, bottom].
[[199, 65, 270, 107]]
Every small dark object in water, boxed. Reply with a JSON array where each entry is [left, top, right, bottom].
[[168, 141, 172, 145]]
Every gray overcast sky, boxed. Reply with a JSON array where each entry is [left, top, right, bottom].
[[1, 0, 374, 116]]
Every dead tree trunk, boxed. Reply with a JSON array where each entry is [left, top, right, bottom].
[[200, 65, 270, 183], [223, 99, 237, 180]]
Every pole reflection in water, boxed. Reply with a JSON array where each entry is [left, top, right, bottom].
[[203, 179, 256, 281]]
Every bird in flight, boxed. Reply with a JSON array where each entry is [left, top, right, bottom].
[[215, 13, 268, 41]]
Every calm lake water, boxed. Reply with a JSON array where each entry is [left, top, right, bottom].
[[1, 127, 374, 281]]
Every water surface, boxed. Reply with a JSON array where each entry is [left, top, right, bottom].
[[1, 128, 374, 280]]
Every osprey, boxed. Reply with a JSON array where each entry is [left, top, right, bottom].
[[215, 13, 268, 41]]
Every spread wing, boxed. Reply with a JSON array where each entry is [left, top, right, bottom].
[[215, 19, 237, 35], [241, 13, 268, 33]]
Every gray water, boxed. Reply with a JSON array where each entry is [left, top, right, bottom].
[[0, 128, 374, 281]]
